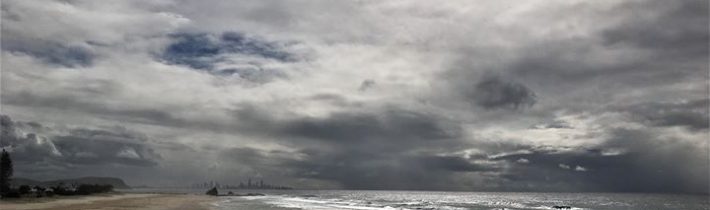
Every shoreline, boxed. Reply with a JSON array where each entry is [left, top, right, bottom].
[[0, 193, 217, 210]]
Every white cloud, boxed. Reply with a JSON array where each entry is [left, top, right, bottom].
[[601, 148, 626, 156], [558, 164, 571, 170], [116, 147, 141, 159]]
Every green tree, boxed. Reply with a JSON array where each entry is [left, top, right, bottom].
[[18, 185, 30, 194], [0, 149, 13, 195]]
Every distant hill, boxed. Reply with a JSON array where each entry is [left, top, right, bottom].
[[10, 177, 131, 189]]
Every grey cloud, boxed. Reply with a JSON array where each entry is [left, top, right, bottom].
[[220, 32, 294, 61], [1, 115, 22, 147], [461, 0, 708, 116], [490, 128, 709, 194], [415, 156, 495, 172], [217, 147, 305, 178], [3, 90, 254, 136], [359, 79, 375, 91], [2, 42, 94, 67], [3, 91, 180, 126], [220, 147, 283, 166], [1, 0, 707, 193], [1, 1, 95, 67], [533, 120, 573, 129], [1, 115, 161, 169], [215, 106, 487, 190], [52, 133, 160, 167], [1, 7, 95, 68], [620, 99, 709, 130], [309, 93, 363, 107], [602, 0, 708, 58], [216, 68, 288, 83], [468, 75, 536, 110], [277, 108, 461, 145], [268, 151, 493, 190], [228, 104, 462, 146]]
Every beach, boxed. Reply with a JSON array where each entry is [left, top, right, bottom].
[[0, 193, 217, 210]]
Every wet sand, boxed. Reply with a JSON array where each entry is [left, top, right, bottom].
[[0, 193, 217, 210]]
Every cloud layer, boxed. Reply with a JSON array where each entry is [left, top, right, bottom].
[[1, 0, 707, 193]]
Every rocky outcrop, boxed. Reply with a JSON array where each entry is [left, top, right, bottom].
[[205, 187, 218, 196]]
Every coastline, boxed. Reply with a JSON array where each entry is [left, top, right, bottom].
[[0, 193, 217, 210]]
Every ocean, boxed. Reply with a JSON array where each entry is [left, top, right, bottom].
[[201, 190, 709, 210]]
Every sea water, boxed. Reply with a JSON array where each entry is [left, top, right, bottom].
[[209, 190, 709, 210]]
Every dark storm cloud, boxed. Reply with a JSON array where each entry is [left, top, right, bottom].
[[220, 147, 281, 166], [415, 156, 495, 172], [220, 100, 708, 192], [217, 147, 305, 178], [0, 115, 161, 169], [228, 104, 463, 145], [283, 154, 493, 190], [468, 75, 536, 110], [231, 104, 465, 154], [0, 115, 21, 147], [278, 108, 461, 144], [233, 146, 496, 190], [216, 107, 495, 190], [619, 99, 709, 130], [491, 128, 709, 193]]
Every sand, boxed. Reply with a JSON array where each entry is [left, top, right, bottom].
[[0, 193, 217, 210]]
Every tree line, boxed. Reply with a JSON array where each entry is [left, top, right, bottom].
[[0, 149, 114, 198]]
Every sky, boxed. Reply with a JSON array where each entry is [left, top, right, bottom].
[[0, 0, 708, 194]]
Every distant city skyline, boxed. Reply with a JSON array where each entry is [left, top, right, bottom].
[[191, 179, 292, 190]]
